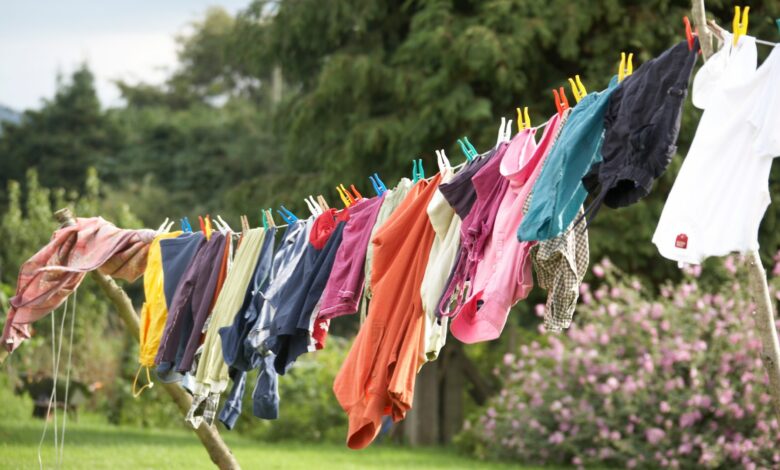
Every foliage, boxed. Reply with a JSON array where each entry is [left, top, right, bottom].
[[458, 257, 780, 468], [0, 169, 160, 424], [0, 65, 123, 193], [233, 336, 350, 443]]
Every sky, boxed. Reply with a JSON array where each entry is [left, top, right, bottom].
[[0, 0, 250, 111]]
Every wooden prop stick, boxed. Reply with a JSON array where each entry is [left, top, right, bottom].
[[53, 208, 241, 470], [691, 0, 780, 423]]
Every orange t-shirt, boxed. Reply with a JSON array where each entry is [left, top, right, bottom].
[[333, 175, 442, 449]]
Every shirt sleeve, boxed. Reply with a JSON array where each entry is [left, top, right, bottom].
[[748, 49, 780, 159]]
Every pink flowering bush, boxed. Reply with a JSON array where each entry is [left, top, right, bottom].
[[458, 255, 780, 469]]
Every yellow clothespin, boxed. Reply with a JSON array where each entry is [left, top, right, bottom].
[[336, 185, 351, 207], [568, 75, 587, 103], [732, 6, 749, 46], [618, 52, 634, 83], [516, 106, 531, 131]]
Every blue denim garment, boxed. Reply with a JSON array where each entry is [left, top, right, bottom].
[[518, 76, 619, 242], [218, 367, 246, 429], [252, 353, 279, 420]]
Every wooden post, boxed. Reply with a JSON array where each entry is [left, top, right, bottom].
[[691, 0, 780, 423], [53, 208, 241, 470], [745, 251, 780, 422]]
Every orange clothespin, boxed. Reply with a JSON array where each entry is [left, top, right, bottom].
[[516, 106, 531, 131], [683, 16, 699, 52], [552, 87, 569, 116], [618, 52, 634, 83], [339, 184, 356, 205], [568, 75, 587, 103], [732, 6, 749, 46], [349, 184, 363, 201]]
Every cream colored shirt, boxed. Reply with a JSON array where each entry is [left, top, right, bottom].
[[420, 161, 460, 362], [191, 228, 266, 396]]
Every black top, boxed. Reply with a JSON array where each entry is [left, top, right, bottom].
[[582, 39, 699, 216]]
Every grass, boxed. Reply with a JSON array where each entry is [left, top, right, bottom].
[[0, 413, 539, 469]]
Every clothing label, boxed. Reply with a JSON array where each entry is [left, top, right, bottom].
[[675, 233, 688, 249]]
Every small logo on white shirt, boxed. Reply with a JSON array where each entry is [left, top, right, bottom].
[[675, 234, 688, 249]]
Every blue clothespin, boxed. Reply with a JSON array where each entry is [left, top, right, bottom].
[[369, 175, 382, 196], [277, 205, 298, 224], [776, 18, 779, 34], [373, 173, 387, 193], [181, 217, 192, 232]]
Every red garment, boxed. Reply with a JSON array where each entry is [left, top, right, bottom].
[[2, 217, 155, 352], [310, 209, 350, 249]]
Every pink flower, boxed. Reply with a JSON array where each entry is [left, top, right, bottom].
[[660, 401, 671, 413], [725, 256, 737, 274], [645, 428, 666, 445], [593, 265, 605, 278], [548, 431, 565, 444]]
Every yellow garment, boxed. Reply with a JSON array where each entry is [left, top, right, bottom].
[[138, 231, 182, 367]]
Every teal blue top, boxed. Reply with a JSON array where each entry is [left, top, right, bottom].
[[517, 76, 620, 241]]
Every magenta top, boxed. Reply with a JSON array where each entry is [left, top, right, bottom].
[[316, 195, 385, 320], [451, 113, 562, 343]]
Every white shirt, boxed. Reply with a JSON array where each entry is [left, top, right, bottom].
[[653, 35, 780, 265]]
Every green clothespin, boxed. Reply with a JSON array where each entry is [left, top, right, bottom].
[[412, 159, 425, 182], [457, 139, 472, 161], [262, 210, 268, 229], [464, 137, 478, 158]]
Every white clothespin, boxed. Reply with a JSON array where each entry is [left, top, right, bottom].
[[503, 119, 513, 142], [305, 195, 322, 216], [496, 117, 507, 146], [216, 215, 232, 234], [156, 218, 170, 233]]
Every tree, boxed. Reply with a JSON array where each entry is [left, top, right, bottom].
[[0, 65, 122, 193]]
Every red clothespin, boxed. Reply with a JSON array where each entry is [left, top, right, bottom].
[[552, 87, 569, 116], [683, 16, 700, 54], [198, 215, 206, 233]]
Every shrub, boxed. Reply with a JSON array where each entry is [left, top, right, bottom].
[[457, 256, 780, 469]]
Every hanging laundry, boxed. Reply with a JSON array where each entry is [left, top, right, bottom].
[[154, 232, 228, 381], [333, 174, 441, 450], [582, 39, 699, 215], [530, 207, 589, 331], [419, 154, 461, 362], [2, 217, 155, 352], [451, 113, 564, 343], [518, 76, 620, 241], [438, 142, 510, 319], [138, 231, 183, 369], [361, 178, 414, 321], [160, 231, 206, 310], [438, 147, 497, 220], [317, 195, 384, 321], [189, 228, 266, 422], [217, 226, 278, 429], [654, 34, 780, 264], [249, 219, 313, 420], [268, 208, 348, 374]]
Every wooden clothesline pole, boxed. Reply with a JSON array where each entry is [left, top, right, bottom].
[[691, 0, 780, 423], [53, 208, 241, 470]]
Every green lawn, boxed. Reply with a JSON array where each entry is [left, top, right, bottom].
[[0, 414, 537, 469]]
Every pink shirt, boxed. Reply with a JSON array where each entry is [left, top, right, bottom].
[[451, 113, 562, 343]]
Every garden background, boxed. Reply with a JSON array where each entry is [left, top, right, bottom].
[[2, 1, 780, 468]]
